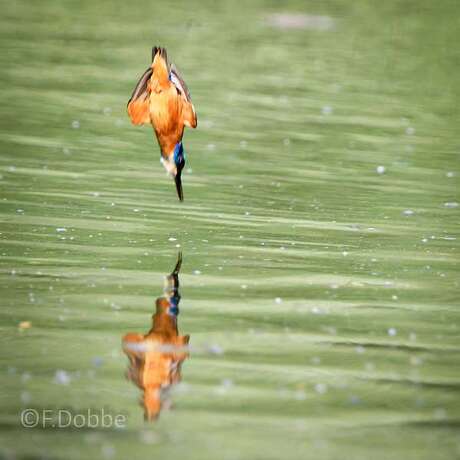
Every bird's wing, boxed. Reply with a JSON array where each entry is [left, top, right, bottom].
[[170, 64, 191, 102], [170, 63, 197, 128], [127, 67, 152, 125]]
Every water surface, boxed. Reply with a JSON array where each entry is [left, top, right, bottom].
[[0, 0, 459, 459]]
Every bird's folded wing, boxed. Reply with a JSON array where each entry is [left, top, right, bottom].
[[170, 64, 197, 128], [127, 67, 152, 125]]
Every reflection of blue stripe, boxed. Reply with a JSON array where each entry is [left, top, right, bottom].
[[168, 294, 180, 316]]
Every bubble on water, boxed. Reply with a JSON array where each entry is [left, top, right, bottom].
[[405, 126, 415, 135], [266, 13, 335, 31], [16, 209, 24, 214], [71, 120, 80, 129], [355, 345, 365, 354], [321, 105, 333, 115], [434, 408, 447, 420], [349, 395, 361, 405], [314, 383, 328, 394], [446, 171, 455, 178], [444, 202, 458, 208], [207, 344, 223, 355], [56, 227, 67, 233], [91, 192, 100, 197], [275, 297, 283, 304], [283, 138, 290, 146], [54, 370, 71, 385], [207, 143, 216, 151], [388, 327, 397, 336], [376, 165, 386, 174], [139, 430, 159, 445], [295, 390, 306, 400], [422, 238, 428, 243], [240, 284, 247, 290], [193, 270, 201, 275], [392, 295, 398, 300], [365, 362, 375, 372], [92, 357, 104, 368], [21, 391, 31, 404], [101, 444, 116, 459], [168, 237, 177, 242], [202, 119, 214, 129], [133, 208, 139, 212], [342, 251, 348, 256], [222, 378, 233, 389], [403, 209, 414, 216]]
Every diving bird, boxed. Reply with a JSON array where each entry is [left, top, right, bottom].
[[127, 47, 197, 201]]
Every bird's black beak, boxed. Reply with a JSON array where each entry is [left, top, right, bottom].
[[174, 169, 184, 201]]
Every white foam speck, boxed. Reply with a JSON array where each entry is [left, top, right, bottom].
[[405, 126, 415, 135], [54, 369, 71, 385], [315, 383, 328, 394]]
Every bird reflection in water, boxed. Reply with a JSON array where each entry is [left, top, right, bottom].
[[122, 252, 190, 421]]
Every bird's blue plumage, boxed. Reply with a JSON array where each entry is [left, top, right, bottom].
[[173, 142, 186, 166]]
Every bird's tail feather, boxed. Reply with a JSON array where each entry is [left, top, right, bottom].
[[151, 46, 170, 88]]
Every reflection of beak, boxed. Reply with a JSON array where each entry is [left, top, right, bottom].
[[174, 170, 183, 201]]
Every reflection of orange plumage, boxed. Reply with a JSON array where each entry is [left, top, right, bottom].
[[127, 47, 197, 201], [122, 253, 190, 421]]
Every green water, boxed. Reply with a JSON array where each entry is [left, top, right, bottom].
[[0, 0, 459, 458]]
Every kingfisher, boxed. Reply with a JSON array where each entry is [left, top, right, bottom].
[[127, 47, 197, 201], [122, 252, 189, 421]]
